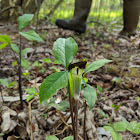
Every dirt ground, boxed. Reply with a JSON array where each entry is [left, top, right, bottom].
[[0, 21, 140, 140]]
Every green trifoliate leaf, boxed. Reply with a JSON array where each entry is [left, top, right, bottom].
[[39, 71, 69, 103], [84, 59, 112, 75], [19, 30, 44, 42], [10, 43, 19, 54], [63, 136, 74, 140], [84, 85, 97, 110], [53, 37, 78, 69], [46, 135, 59, 140], [0, 35, 11, 43], [113, 121, 127, 132], [18, 14, 34, 30]]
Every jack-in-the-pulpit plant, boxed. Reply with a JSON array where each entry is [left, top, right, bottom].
[[39, 37, 112, 140]]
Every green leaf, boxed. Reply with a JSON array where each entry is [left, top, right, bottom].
[[53, 59, 61, 65], [13, 61, 18, 66], [0, 35, 11, 43], [84, 85, 97, 110], [8, 81, 17, 88], [127, 121, 140, 134], [113, 122, 127, 132], [0, 43, 8, 49], [63, 136, 74, 140], [43, 58, 52, 63], [19, 30, 44, 42], [46, 135, 59, 140], [25, 87, 37, 94], [103, 126, 114, 132], [53, 37, 78, 69], [39, 71, 69, 103], [18, 14, 34, 30], [21, 58, 30, 69], [111, 131, 122, 140], [0, 133, 4, 136], [10, 43, 19, 54], [49, 100, 69, 111], [21, 48, 31, 57], [84, 59, 112, 75], [0, 78, 10, 87], [26, 95, 35, 102]]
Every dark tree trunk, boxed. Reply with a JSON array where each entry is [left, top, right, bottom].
[[1, 0, 10, 21], [121, 0, 140, 36]]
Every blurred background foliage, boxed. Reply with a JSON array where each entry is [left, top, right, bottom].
[[40, 0, 123, 27]]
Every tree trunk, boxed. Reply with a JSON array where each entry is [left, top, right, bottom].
[[121, 0, 140, 36], [1, 0, 10, 21]]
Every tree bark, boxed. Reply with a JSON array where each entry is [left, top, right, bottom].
[[1, 0, 10, 21], [121, 0, 140, 36]]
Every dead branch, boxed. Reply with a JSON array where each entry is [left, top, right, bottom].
[[47, 0, 64, 17], [0, 6, 16, 14]]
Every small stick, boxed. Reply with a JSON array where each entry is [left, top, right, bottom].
[[18, 35, 23, 110], [83, 100, 87, 140]]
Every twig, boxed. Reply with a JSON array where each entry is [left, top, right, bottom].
[[0, 88, 4, 102], [47, 0, 64, 17], [19, 35, 23, 110], [0, 6, 16, 14], [54, 126, 69, 136], [57, 110, 69, 127], [28, 98, 38, 140]]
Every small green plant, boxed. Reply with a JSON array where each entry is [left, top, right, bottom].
[[25, 87, 39, 102], [0, 14, 44, 109], [39, 37, 112, 140], [46, 135, 73, 140], [112, 77, 121, 84], [98, 109, 108, 118], [104, 120, 140, 140], [112, 104, 121, 111], [97, 84, 103, 93]]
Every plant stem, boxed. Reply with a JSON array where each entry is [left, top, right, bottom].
[[68, 81, 76, 140], [19, 34, 23, 110], [75, 98, 79, 140], [83, 100, 87, 140]]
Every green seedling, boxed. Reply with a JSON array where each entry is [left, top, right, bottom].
[[104, 120, 140, 140], [46, 135, 73, 140], [97, 84, 103, 93], [112, 77, 121, 84], [25, 87, 39, 102], [98, 109, 108, 118], [39, 37, 112, 140], [112, 104, 121, 111], [0, 14, 44, 109], [0, 78, 17, 88]]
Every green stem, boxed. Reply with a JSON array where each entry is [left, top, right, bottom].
[[68, 81, 76, 140], [83, 100, 87, 140], [75, 98, 79, 140]]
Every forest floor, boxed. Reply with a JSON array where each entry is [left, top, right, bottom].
[[0, 21, 140, 140]]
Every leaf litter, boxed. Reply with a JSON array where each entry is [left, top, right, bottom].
[[0, 21, 140, 139]]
